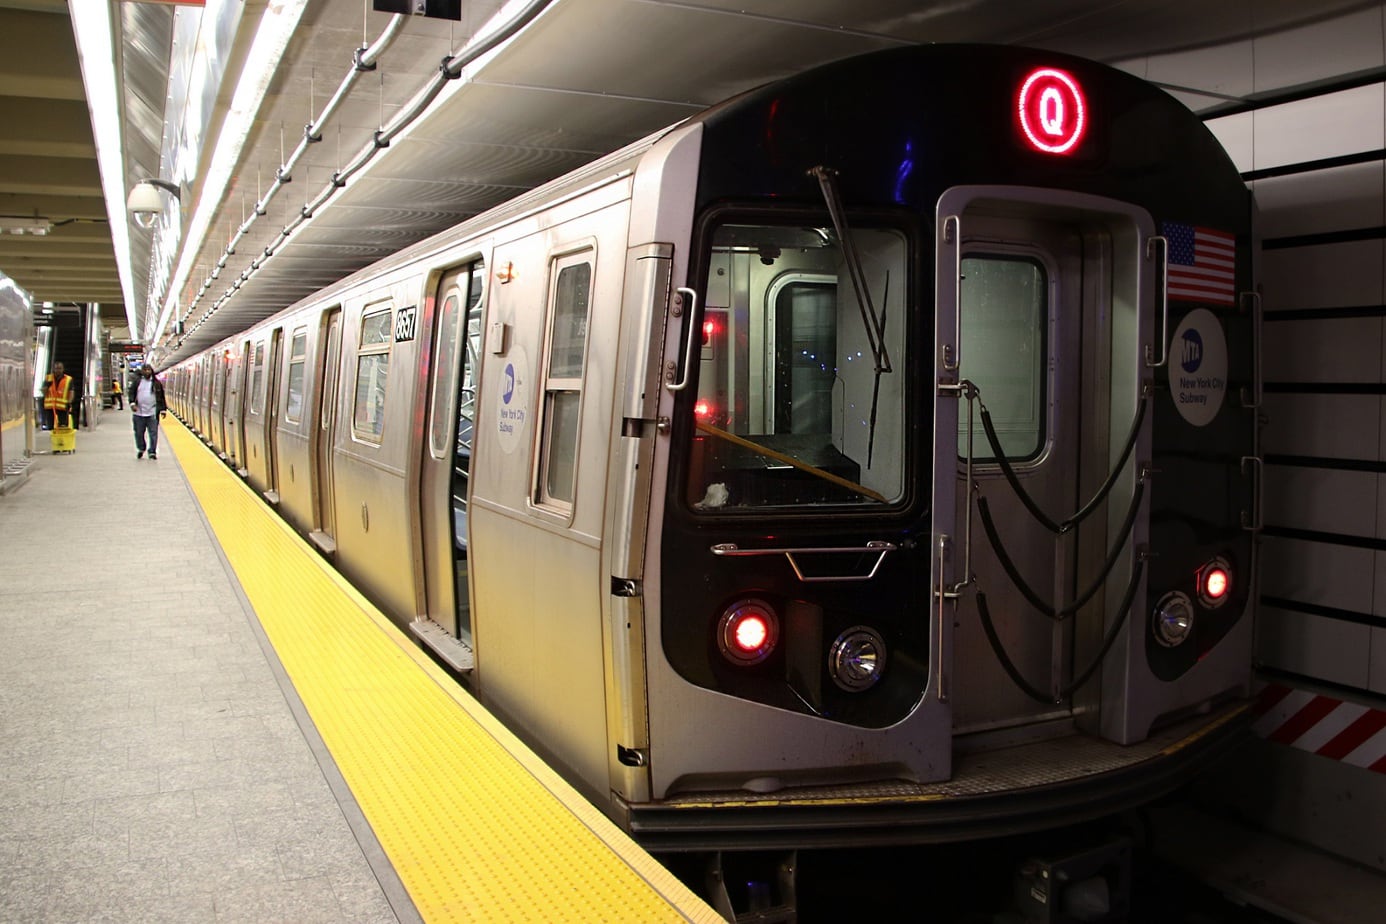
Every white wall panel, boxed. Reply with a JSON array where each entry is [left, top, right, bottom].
[[1261, 393, 1381, 458], [1250, 84, 1384, 173], [1253, 8, 1386, 96], [1256, 604, 1372, 688], [1260, 536, 1374, 614], [1140, 39, 1255, 106], [1259, 240, 1386, 311], [1264, 466, 1377, 536], [1251, 163, 1384, 239], [1263, 316, 1383, 383], [1206, 112, 1253, 174], [1371, 627, 1386, 695]]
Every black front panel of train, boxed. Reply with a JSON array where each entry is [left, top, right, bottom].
[[659, 43, 1255, 719]]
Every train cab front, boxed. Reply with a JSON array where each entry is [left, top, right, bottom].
[[620, 44, 1258, 851]]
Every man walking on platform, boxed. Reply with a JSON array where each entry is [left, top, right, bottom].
[[130, 365, 166, 459], [41, 362, 73, 430]]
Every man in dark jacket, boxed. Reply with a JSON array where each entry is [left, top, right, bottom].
[[130, 365, 167, 459]]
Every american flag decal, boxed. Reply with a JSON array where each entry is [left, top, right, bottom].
[[1163, 222, 1235, 306]]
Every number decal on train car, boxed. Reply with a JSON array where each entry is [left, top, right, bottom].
[[394, 305, 418, 342]]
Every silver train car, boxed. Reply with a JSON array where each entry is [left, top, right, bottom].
[[169, 43, 1257, 881], [0, 271, 34, 491]]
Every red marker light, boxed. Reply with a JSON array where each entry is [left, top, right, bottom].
[[733, 614, 769, 652], [1204, 567, 1229, 600], [718, 599, 779, 665], [702, 319, 718, 342], [694, 399, 714, 420], [1018, 67, 1087, 154], [1196, 557, 1232, 608]]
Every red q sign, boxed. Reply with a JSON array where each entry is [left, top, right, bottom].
[[1017, 67, 1086, 154]]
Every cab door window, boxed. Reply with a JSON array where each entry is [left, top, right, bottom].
[[956, 254, 1048, 462]]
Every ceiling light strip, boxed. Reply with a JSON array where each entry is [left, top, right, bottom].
[[69, 0, 138, 336]]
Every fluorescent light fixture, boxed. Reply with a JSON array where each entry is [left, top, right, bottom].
[[70, 0, 138, 339], [153, 0, 310, 348], [3, 217, 53, 235]]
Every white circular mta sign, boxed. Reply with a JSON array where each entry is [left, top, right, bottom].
[[496, 345, 528, 453], [1168, 308, 1227, 427]]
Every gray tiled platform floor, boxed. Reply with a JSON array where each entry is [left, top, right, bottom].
[[0, 411, 411, 922]]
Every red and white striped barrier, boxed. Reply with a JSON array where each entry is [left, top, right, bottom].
[[1253, 684, 1386, 773]]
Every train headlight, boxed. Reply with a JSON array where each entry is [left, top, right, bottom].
[[1152, 592, 1195, 648], [1197, 557, 1232, 608], [828, 626, 887, 692], [718, 599, 779, 666]]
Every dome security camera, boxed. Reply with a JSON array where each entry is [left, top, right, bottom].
[[127, 180, 180, 229]]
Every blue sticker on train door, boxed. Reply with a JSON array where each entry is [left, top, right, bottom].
[[1169, 308, 1227, 426]]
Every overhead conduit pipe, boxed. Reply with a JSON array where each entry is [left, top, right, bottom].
[[176, 0, 556, 348]]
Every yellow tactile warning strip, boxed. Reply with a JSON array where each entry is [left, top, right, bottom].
[[163, 419, 721, 924]]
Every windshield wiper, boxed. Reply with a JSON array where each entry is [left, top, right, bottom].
[[808, 165, 892, 465]]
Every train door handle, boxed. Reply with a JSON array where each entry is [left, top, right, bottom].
[[1241, 455, 1263, 532], [665, 287, 699, 392], [1145, 235, 1169, 368]]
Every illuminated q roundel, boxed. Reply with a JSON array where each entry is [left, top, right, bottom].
[[1017, 67, 1087, 154]]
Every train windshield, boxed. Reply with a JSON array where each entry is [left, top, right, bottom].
[[685, 220, 908, 512]]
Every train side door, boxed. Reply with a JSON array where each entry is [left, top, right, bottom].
[[935, 187, 1153, 739], [228, 339, 248, 473], [212, 352, 228, 457], [263, 327, 284, 504], [417, 262, 484, 668], [311, 308, 342, 552]]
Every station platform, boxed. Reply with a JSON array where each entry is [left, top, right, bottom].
[[0, 409, 719, 923]]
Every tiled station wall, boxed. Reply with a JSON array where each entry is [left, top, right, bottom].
[[1207, 82, 1386, 702]]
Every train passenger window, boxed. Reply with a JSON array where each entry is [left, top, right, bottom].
[[284, 328, 308, 423], [956, 255, 1047, 462], [536, 254, 592, 511], [352, 304, 392, 441], [250, 342, 266, 415], [686, 221, 908, 511]]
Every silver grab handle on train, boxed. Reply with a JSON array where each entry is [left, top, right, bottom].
[[1241, 291, 1263, 408], [710, 541, 897, 582], [942, 215, 962, 371], [1241, 455, 1263, 532], [665, 287, 699, 392], [1145, 235, 1169, 368], [935, 534, 950, 704]]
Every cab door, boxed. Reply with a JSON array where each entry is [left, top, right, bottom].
[[934, 186, 1154, 738]]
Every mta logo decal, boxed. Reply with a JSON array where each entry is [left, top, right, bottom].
[[1180, 329, 1203, 373], [503, 363, 515, 404]]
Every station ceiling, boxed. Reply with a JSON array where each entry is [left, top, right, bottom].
[[2, 0, 1379, 361]]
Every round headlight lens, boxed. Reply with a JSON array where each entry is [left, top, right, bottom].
[[828, 626, 887, 692], [1152, 592, 1195, 647]]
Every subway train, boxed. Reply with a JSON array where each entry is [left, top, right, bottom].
[[167, 42, 1258, 901]]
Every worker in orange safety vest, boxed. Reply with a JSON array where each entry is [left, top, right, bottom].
[[42, 361, 73, 430]]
